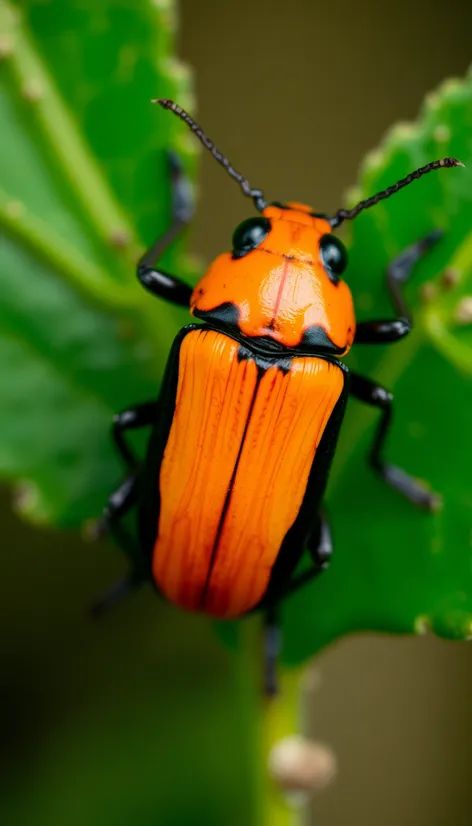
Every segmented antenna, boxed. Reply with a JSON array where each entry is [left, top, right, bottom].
[[330, 157, 464, 228], [155, 99, 267, 211]]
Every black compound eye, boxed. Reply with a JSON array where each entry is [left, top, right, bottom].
[[232, 217, 271, 259], [319, 234, 348, 284]]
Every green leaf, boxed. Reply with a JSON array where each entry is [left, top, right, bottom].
[[0, 0, 198, 525], [280, 68, 472, 664]]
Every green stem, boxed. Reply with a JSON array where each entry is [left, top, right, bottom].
[[0, 189, 138, 311], [239, 621, 305, 826], [262, 667, 305, 826], [420, 229, 472, 377], [0, 185, 185, 375], [448, 228, 472, 276], [422, 307, 472, 376]]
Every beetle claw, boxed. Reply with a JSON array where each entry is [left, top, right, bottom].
[[90, 574, 142, 619], [82, 515, 109, 542], [264, 620, 281, 698]]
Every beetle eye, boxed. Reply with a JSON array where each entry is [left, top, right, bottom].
[[232, 217, 271, 259], [319, 234, 348, 284]]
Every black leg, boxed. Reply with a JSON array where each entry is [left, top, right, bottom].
[[93, 472, 141, 551], [263, 605, 281, 698], [92, 400, 158, 602], [90, 472, 144, 616], [113, 401, 158, 469], [281, 513, 333, 599], [91, 573, 143, 618], [137, 151, 194, 306], [104, 472, 140, 526], [350, 371, 440, 510], [354, 229, 442, 344], [261, 515, 332, 696]]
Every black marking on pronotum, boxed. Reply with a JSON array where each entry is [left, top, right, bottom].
[[301, 325, 346, 354], [193, 302, 241, 327]]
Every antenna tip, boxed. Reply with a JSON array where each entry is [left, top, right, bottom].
[[442, 157, 465, 168], [151, 98, 174, 109]]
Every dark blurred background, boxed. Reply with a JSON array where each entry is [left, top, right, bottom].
[[2, 1, 472, 825]]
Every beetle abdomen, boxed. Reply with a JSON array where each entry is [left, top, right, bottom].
[[152, 328, 344, 618]]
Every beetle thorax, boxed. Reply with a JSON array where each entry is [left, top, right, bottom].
[[190, 205, 356, 354]]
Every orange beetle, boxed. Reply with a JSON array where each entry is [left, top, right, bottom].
[[96, 100, 461, 693]]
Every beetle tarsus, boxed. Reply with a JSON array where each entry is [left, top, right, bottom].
[[85, 515, 109, 541], [264, 610, 281, 697], [91, 574, 142, 619], [387, 229, 444, 323], [380, 464, 442, 511]]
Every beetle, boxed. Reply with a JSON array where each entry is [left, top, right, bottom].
[[94, 99, 462, 693]]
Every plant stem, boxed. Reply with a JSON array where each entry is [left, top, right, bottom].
[[239, 620, 306, 826], [262, 666, 306, 826], [421, 229, 472, 376], [0, 189, 137, 311]]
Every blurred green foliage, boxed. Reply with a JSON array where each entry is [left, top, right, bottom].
[[0, 0, 197, 525]]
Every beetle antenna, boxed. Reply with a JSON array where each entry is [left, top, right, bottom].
[[154, 99, 267, 212], [329, 157, 464, 228]]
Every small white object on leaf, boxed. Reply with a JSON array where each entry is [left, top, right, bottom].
[[268, 734, 337, 805], [454, 296, 472, 325]]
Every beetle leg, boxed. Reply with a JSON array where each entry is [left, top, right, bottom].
[[93, 471, 141, 550], [260, 516, 332, 695], [90, 472, 145, 616], [137, 150, 194, 306], [349, 371, 440, 510], [91, 572, 143, 618], [354, 318, 411, 344], [307, 511, 332, 568], [113, 401, 159, 469], [103, 472, 140, 528], [92, 400, 158, 597], [354, 229, 443, 344], [264, 605, 281, 697], [281, 513, 333, 599]]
